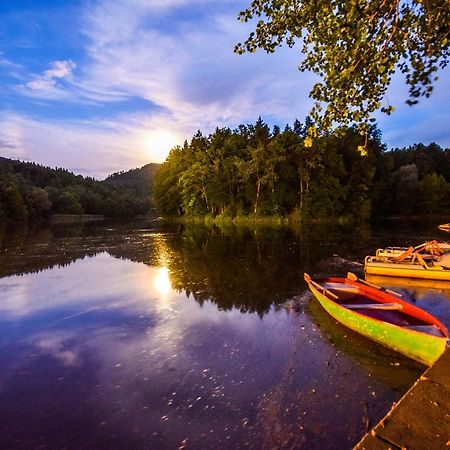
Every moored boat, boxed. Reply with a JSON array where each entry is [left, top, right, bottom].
[[365, 253, 450, 281], [304, 272, 449, 365]]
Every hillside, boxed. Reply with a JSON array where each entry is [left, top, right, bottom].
[[0, 157, 160, 223], [103, 163, 160, 197]]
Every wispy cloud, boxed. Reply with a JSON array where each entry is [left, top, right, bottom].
[[21, 59, 76, 99], [0, 55, 23, 70], [66, 0, 315, 158], [0, 137, 18, 150], [0, 112, 151, 178], [77, 1, 313, 119], [43, 60, 76, 79]]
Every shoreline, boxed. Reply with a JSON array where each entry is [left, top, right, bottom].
[[48, 214, 104, 223]]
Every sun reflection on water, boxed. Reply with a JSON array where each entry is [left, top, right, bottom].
[[153, 266, 172, 298]]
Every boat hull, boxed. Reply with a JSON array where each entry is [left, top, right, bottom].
[[365, 259, 450, 281], [365, 274, 450, 293], [307, 280, 448, 366]]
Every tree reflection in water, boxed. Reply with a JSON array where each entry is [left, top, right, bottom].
[[0, 219, 447, 449]]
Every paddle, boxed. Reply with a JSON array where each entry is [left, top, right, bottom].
[[346, 272, 403, 298], [304, 273, 339, 300]]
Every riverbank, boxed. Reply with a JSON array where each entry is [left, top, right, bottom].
[[163, 213, 354, 227], [160, 212, 450, 230]]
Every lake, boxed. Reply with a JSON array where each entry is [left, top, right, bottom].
[[0, 219, 449, 449]]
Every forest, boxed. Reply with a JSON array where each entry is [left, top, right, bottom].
[[2, 116, 449, 225], [152, 118, 450, 222], [0, 157, 159, 223]]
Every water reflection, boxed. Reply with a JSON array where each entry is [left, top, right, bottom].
[[154, 266, 172, 298], [0, 252, 305, 448], [307, 300, 423, 391], [0, 220, 448, 449], [0, 221, 404, 313]]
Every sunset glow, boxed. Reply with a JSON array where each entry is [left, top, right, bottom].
[[145, 130, 179, 162]]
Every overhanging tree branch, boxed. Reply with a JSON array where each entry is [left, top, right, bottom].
[[235, 0, 450, 130]]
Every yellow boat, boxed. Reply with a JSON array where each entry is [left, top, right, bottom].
[[365, 253, 450, 281]]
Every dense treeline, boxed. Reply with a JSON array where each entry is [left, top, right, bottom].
[[153, 118, 450, 221], [0, 157, 158, 223]]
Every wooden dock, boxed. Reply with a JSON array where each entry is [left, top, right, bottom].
[[354, 347, 450, 450]]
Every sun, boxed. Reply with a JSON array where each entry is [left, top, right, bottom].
[[145, 130, 178, 162]]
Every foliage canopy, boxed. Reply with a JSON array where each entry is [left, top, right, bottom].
[[235, 0, 450, 129], [152, 117, 450, 221]]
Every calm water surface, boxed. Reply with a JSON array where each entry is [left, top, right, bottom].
[[0, 220, 449, 449]]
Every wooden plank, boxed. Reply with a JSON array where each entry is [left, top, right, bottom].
[[354, 348, 450, 450], [374, 380, 450, 450], [423, 351, 450, 386], [354, 432, 399, 450]]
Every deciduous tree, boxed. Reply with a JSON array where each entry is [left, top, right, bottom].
[[236, 0, 450, 129]]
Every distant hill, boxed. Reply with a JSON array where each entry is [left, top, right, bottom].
[[0, 157, 160, 223], [103, 163, 161, 198]]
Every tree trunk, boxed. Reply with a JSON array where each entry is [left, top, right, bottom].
[[254, 179, 261, 214]]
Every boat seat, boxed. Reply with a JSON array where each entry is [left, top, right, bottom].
[[322, 282, 359, 300], [344, 302, 403, 310], [403, 325, 444, 337]]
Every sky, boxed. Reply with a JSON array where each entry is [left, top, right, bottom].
[[0, 0, 449, 179]]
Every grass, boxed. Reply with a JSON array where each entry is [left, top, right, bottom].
[[172, 214, 289, 226]]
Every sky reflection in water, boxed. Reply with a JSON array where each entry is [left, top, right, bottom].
[[0, 223, 440, 449]]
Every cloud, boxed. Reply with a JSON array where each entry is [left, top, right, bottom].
[[26, 78, 57, 90], [77, 2, 312, 120], [0, 121, 21, 153], [22, 59, 76, 99], [43, 60, 76, 79], [0, 138, 18, 150], [0, 112, 150, 178], [0, 55, 23, 70], [69, 1, 314, 149]]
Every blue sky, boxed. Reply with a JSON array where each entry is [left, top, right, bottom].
[[0, 0, 449, 179]]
